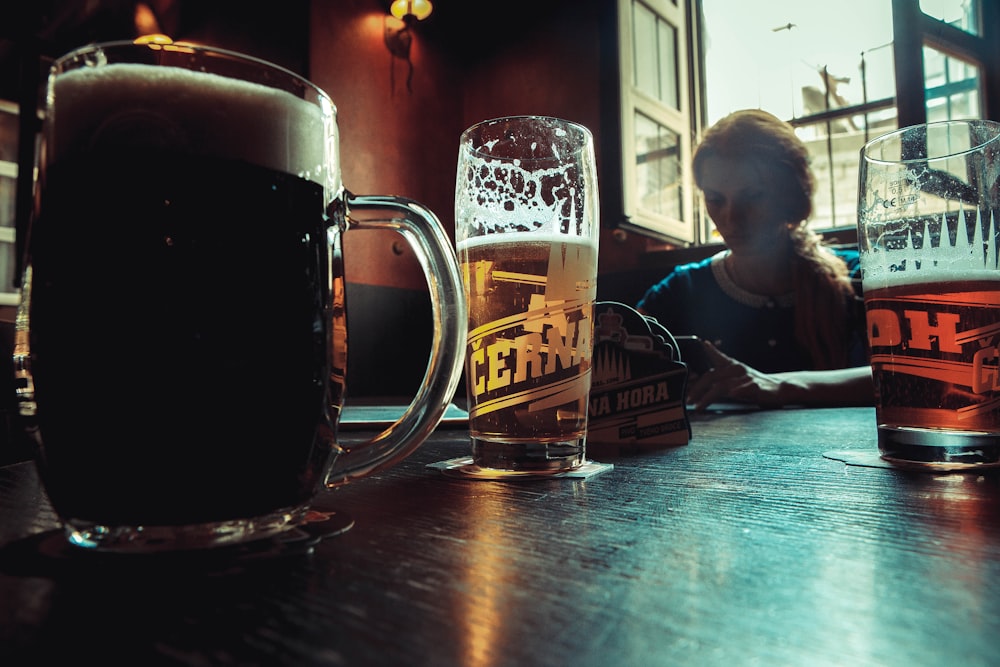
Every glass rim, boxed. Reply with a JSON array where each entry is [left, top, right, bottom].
[[861, 118, 1000, 165], [459, 115, 593, 161]]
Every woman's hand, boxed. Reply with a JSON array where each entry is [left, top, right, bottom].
[[684, 341, 874, 411], [685, 341, 792, 411]]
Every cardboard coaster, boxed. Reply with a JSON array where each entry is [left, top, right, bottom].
[[823, 450, 894, 469], [588, 302, 692, 450], [824, 450, 1000, 473], [427, 457, 613, 481]]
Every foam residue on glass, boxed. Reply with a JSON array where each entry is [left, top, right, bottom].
[[455, 121, 597, 245], [860, 207, 1000, 288]]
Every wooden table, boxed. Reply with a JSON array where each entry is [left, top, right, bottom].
[[1, 406, 999, 666]]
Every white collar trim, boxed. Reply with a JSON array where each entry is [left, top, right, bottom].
[[710, 251, 796, 308]]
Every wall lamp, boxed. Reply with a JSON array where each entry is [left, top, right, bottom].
[[390, 0, 433, 22], [384, 0, 433, 93]]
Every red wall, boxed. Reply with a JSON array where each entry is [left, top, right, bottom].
[[309, 0, 463, 290], [308, 0, 651, 290]]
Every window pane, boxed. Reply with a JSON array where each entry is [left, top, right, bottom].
[[920, 0, 980, 36], [633, 3, 658, 97], [658, 19, 679, 109], [634, 112, 681, 220], [923, 45, 981, 122], [0, 240, 14, 293], [796, 125, 874, 231], [632, 1, 679, 109], [0, 105, 16, 163], [701, 0, 894, 124], [0, 175, 13, 229], [0, 104, 17, 294], [857, 41, 896, 105]]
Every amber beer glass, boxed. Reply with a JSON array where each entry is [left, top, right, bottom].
[[858, 119, 1000, 468], [16, 41, 466, 551], [455, 116, 599, 473]]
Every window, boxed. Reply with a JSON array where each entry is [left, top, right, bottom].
[[617, 0, 697, 244], [923, 45, 980, 123], [700, 1, 892, 235], [615, 0, 998, 245], [920, 0, 979, 36], [0, 100, 21, 306]]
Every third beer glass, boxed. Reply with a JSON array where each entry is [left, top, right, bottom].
[[858, 119, 1000, 468], [455, 116, 599, 474]]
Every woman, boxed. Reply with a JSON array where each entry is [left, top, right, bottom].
[[637, 109, 873, 410]]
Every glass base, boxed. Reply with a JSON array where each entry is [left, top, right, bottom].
[[878, 425, 1000, 470], [63, 504, 316, 553], [471, 436, 585, 474]]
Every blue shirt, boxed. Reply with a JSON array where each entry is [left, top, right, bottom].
[[636, 249, 866, 373]]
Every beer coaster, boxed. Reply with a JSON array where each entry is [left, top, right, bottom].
[[824, 450, 1000, 473], [823, 450, 894, 469], [427, 457, 614, 480]]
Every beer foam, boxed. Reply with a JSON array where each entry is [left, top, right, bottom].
[[50, 62, 338, 192], [456, 231, 596, 253], [862, 267, 1000, 289], [455, 153, 598, 244], [860, 207, 1000, 288]]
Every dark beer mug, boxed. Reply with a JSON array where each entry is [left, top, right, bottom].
[[14, 41, 466, 551]]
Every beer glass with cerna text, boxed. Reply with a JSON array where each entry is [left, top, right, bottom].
[[858, 119, 1000, 469], [14, 41, 466, 552], [455, 116, 600, 475]]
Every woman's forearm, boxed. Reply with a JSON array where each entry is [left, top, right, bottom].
[[774, 366, 875, 407]]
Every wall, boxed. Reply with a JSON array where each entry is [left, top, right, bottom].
[[309, 0, 460, 291]]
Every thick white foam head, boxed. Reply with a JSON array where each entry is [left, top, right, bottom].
[[863, 266, 1000, 290], [456, 230, 597, 253], [49, 62, 339, 195]]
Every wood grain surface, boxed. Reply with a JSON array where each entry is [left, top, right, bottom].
[[1, 406, 998, 666]]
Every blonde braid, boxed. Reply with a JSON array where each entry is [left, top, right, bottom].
[[789, 225, 856, 369]]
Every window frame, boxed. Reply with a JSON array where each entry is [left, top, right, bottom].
[[0, 99, 22, 306], [892, 0, 998, 129], [616, 0, 699, 245]]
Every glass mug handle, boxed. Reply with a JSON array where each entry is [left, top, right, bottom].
[[324, 192, 467, 485]]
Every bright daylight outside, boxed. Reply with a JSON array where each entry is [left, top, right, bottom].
[[700, 0, 979, 233]]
